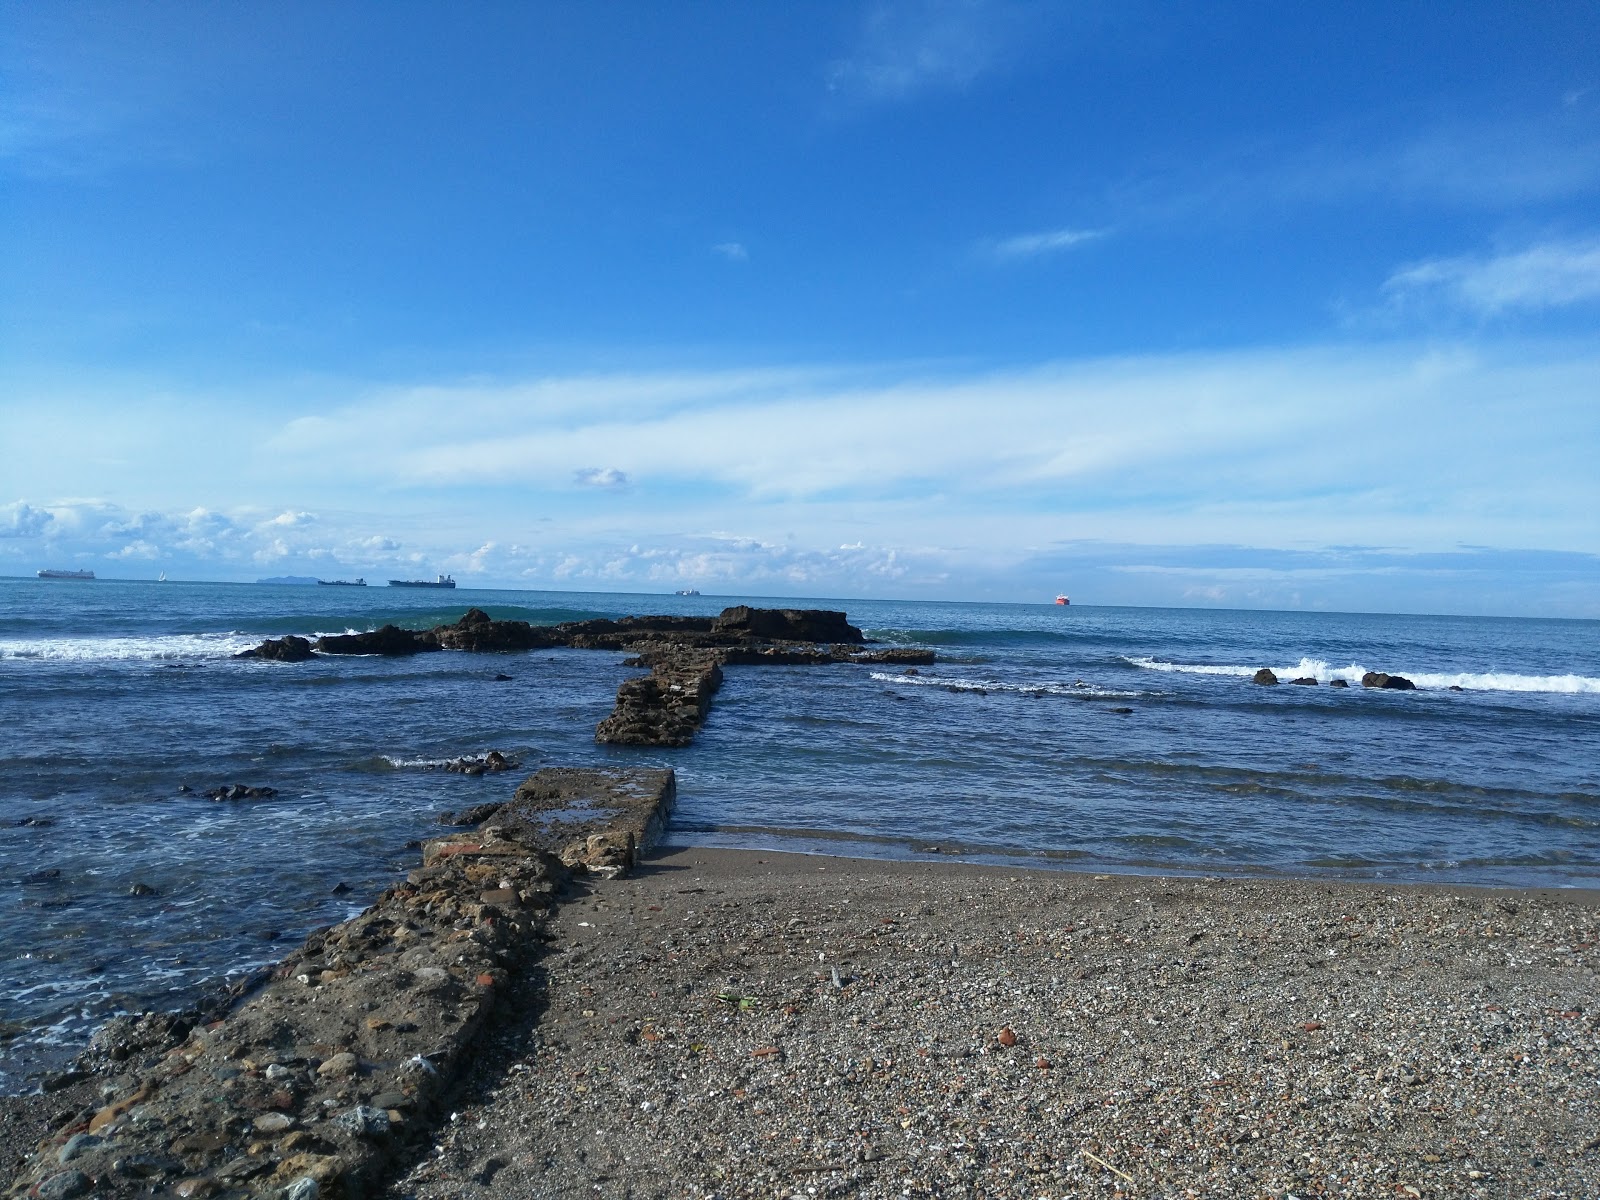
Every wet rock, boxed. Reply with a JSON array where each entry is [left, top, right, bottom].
[[1289, 677, 1318, 686], [426, 608, 553, 652], [314, 625, 433, 657], [16, 815, 55, 827], [128, 882, 157, 897], [439, 801, 506, 827], [711, 605, 864, 643], [1328, 679, 1350, 688], [492, 673, 513, 681], [205, 783, 278, 801], [22, 868, 62, 884], [235, 635, 315, 662], [1253, 668, 1279, 685], [284, 1179, 320, 1200], [1361, 671, 1417, 690]]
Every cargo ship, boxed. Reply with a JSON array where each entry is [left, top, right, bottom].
[[317, 578, 367, 586], [388, 574, 456, 589], [38, 569, 95, 580], [1054, 594, 1070, 605]]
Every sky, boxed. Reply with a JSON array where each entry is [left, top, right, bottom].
[[2, 1, 1598, 616]]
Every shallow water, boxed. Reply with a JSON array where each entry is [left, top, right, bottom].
[[1, 577, 1596, 1089]]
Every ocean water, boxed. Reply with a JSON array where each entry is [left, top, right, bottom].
[[1, 576, 1597, 1089]]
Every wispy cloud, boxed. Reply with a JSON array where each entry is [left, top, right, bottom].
[[1383, 236, 1600, 316], [987, 226, 1106, 261], [574, 467, 630, 489], [1111, 116, 1600, 229], [827, 0, 1038, 102], [712, 242, 749, 262]]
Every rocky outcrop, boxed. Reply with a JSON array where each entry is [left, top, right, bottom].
[[1253, 668, 1279, 685], [1361, 671, 1417, 690], [425, 609, 553, 652], [5, 768, 674, 1200], [314, 625, 434, 657], [711, 605, 863, 644], [595, 648, 724, 748], [1289, 677, 1318, 686], [236, 635, 314, 662]]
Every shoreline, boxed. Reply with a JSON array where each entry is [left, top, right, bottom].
[[8, 841, 1598, 1198]]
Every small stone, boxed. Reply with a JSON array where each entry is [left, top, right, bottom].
[[253, 1112, 295, 1133], [997, 1027, 1017, 1047], [173, 1180, 218, 1199], [331, 1105, 390, 1138], [264, 1063, 293, 1080], [214, 1156, 270, 1182], [284, 1179, 320, 1200], [369, 1092, 408, 1110], [316, 1051, 357, 1078]]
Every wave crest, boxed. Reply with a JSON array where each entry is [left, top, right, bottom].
[[1125, 656, 1600, 694]]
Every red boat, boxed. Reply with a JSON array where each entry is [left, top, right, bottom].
[[1054, 594, 1069, 605]]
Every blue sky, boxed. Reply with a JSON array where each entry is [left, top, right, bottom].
[[2, 0, 1597, 615]]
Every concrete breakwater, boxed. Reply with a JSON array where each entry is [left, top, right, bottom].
[[6, 769, 677, 1200], [238, 606, 935, 747]]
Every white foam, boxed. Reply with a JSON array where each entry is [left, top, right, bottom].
[[1125, 656, 1600, 694], [869, 671, 1136, 699], [0, 632, 260, 662]]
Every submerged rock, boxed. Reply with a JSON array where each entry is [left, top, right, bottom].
[[205, 784, 278, 801]]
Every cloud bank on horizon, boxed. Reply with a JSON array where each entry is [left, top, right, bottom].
[[2, 1, 1597, 616]]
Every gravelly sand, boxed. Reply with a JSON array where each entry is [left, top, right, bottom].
[[384, 848, 1600, 1200]]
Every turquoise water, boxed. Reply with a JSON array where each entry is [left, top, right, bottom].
[[1, 577, 1597, 1089]]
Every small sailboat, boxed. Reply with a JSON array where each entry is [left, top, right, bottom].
[[158, 571, 167, 582]]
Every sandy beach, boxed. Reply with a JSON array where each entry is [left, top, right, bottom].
[[380, 847, 1600, 1200]]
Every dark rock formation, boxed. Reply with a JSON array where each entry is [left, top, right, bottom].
[[427, 609, 553, 652], [1361, 671, 1417, 691], [1290, 677, 1318, 686], [1328, 679, 1350, 688], [711, 605, 864, 644], [315, 624, 434, 656], [204, 784, 278, 801], [1253, 668, 1279, 685], [235, 635, 314, 662]]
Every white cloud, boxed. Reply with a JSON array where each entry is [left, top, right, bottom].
[[712, 242, 748, 262], [0, 501, 54, 538], [265, 510, 316, 527], [574, 467, 630, 489], [827, 0, 1033, 102], [988, 227, 1106, 261], [1384, 237, 1600, 316]]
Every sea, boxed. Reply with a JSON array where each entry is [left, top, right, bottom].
[[2, 577, 1597, 1091]]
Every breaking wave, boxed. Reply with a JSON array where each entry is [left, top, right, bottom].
[[0, 633, 260, 662], [1125, 656, 1600, 694]]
